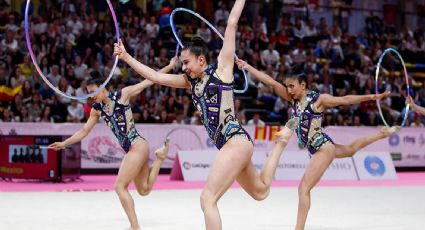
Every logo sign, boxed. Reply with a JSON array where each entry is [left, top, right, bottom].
[[176, 150, 268, 181], [353, 152, 397, 180], [274, 151, 357, 181], [388, 134, 400, 147], [364, 156, 386, 176]]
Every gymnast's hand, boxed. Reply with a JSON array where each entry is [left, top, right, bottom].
[[375, 91, 391, 100], [113, 39, 128, 60], [48, 142, 66, 151], [235, 58, 247, 70], [168, 56, 178, 69], [406, 96, 416, 107]]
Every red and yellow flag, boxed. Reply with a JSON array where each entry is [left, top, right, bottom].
[[268, 125, 281, 141], [254, 126, 267, 140], [0, 85, 22, 101]]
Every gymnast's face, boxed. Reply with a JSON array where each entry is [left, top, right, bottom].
[[86, 84, 108, 103], [284, 78, 306, 100], [180, 50, 207, 78]]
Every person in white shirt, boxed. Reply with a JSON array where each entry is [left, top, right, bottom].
[[261, 43, 280, 67], [46, 65, 62, 87], [247, 113, 265, 126], [305, 19, 318, 37], [67, 99, 84, 122], [75, 79, 88, 103], [196, 22, 212, 43], [66, 13, 83, 36], [73, 55, 88, 80], [145, 16, 159, 39], [214, 2, 229, 25], [2, 29, 18, 52]]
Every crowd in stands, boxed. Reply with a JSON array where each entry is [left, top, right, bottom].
[[0, 0, 424, 127]]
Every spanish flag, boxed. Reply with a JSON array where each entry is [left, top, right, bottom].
[[268, 125, 281, 141], [254, 126, 267, 140], [0, 85, 22, 101]]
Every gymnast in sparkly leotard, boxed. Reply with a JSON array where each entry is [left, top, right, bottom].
[[91, 90, 144, 153], [236, 59, 399, 230], [113, 1, 294, 228], [289, 90, 334, 154], [49, 60, 177, 230], [187, 63, 252, 149]]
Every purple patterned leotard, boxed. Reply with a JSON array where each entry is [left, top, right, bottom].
[[286, 90, 334, 155], [187, 64, 252, 149], [92, 90, 145, 153]]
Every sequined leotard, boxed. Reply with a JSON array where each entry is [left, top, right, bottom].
[[285, 90, 334, 154], [92, 90, 144, 153], [187, 64, 252, 149]]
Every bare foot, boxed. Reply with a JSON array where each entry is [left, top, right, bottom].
[[155, 138, 170, 160], [379, 126, 399, 138], [274, 128, 294, 144]]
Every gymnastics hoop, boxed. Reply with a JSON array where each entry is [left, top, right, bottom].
[[375, 48, 410, 127], [24, 0, 120, 100], [170, 8, 249, 94]]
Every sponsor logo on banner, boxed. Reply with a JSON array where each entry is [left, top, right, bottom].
[[354, 152, 397, 180], [390, 152, 402, 161], [322, 157, 358, 180], [182, 161, 191, 170], [190, 163, 211, 169], [3, 122, 424, 168], [388, 134, 400, 147], [206, 139, 215, 148], [329, 162, 353, 170], [419, 134, 425, 146], [176, 150, 266, 181], [364, 155, 386, 176], [278, 163, 307, 169], [403, 136, 415, 145]]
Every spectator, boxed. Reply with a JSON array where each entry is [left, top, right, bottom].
[[247, 113, 265, 126], [67, 99, 84, 122]]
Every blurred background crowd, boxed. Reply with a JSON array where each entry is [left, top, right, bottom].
[[0, 0, 424, 127]]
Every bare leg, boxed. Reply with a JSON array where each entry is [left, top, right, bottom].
[[134, 139, 170, 195], [295, 144, 335, 230], [201, 139, 253, 230], [237, 127, 293, 200], [115, 141, 149, 230], [335, 126, 397, 158]]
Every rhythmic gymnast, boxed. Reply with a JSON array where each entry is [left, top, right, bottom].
[[114, 1, 293, 229], [49, 58, 177, 230], [406, 96, 425, 116], [236, 59, 398, 230]]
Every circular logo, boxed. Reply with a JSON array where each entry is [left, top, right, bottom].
[[364, 156, 386, 176], [388, 134, 400, 147], [182, 161, 191, 170], [206, 138, 215, 148]]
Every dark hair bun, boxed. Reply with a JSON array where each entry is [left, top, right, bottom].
[[87, 71, 105, 86], [191, 36, 207, 48], [182, 36, 209, 57], [90, 70, 103, 79]]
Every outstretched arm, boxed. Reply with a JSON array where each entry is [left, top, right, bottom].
[[114, 40, 190, 89], [48, 109, 100, 150], [407, 96, 425, 116], [316, 91, 391, 112], [236, 59, 292, 101], [120, 57, 178, 103], [217, 0, 246, 82]]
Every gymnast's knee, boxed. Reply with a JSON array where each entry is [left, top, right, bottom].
[[200, 189, 218, 211], [251, 188, 270, 201]]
